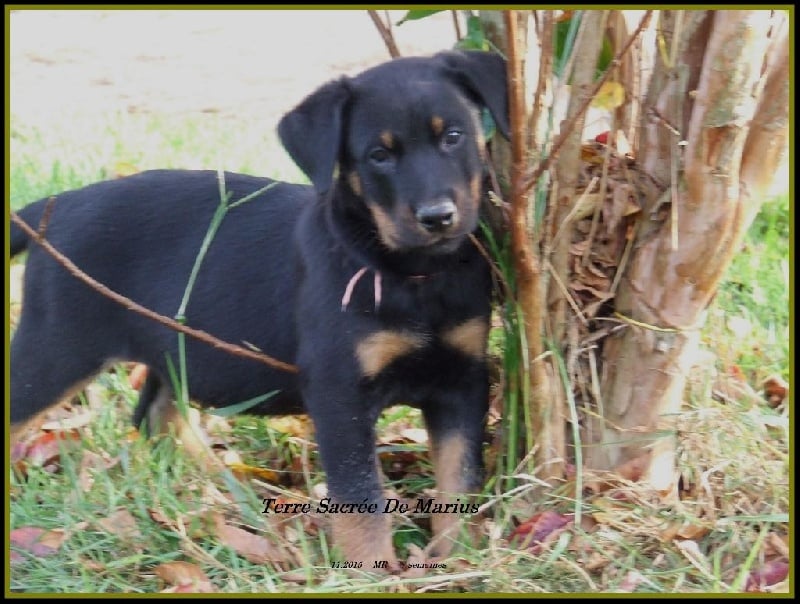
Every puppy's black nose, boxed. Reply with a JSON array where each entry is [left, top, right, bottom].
[[416, 200, 457, 232]]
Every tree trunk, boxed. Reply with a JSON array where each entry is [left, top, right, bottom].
[[584, 10, 789, 486]]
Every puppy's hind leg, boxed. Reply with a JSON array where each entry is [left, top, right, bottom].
[[134, 372, 219, 469], [10, 319, 106, 443]]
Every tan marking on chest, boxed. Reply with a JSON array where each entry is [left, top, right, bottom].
[[442, 317, 489, 359], [356, 330, 426, 377]]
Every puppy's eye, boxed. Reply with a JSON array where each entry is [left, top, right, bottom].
[[368, 148, 393, 165], [442, 129, 463, 148]]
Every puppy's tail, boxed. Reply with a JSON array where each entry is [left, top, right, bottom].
[[10, 198, 49, 257]]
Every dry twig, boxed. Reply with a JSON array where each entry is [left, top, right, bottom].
[[10, 211, 299, 374]]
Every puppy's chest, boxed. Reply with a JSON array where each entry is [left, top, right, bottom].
[[349, 274, 490, 380]]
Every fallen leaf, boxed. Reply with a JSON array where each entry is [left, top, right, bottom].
[[509, 510, 573, 553], [214, 517, 290, 564], [660, 519, 711, 541], [77, 451, 120, 492], [10, 527, 67, 563], [226, 462, 280, 484], [12, 430, 82, 471], [267, 416, 311, 437], [80, 557, 107, 572], [762, 374, 788, 408], [745, 559, 789, 592], [617, 569, 647, 592], [97, 509, 142, 541], [586, 453, 650, 494], [40, 411, 94, 431], [154, 561, 215, 593]]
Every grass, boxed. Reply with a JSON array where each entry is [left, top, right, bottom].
[[7, 103, 790, 594]]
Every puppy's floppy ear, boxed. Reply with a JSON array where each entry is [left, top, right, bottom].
[[436, 50, 510, 140], [278, 78, 351, 195]]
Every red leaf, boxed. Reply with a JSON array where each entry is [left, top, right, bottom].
[[509, 510, 573, 552], [13, 430, 81, 468], [745, 559, 789, 592], [763, 374, 788, 408], [10, 527, 61, 563]]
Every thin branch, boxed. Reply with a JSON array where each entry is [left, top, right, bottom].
[[451, 10, 462, 41], [10, 211, 299, 374], [368, 10, 401, 59], [520, 10, 653, 195]]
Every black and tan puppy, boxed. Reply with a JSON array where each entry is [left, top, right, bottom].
[[10, 50, 509, 570]]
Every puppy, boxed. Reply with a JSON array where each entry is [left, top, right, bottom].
[[10, 50, 509, 570]]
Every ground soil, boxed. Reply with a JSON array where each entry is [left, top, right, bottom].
[[10, 9, 455, 124]]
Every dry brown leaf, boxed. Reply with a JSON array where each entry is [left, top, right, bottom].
[[762, 374, 788, 408], [569, 281, 614, 301], [676, 521, 711, 540], [78, 451, 120, 492], [572, 258, 612, 291], [226, 462, 280, 484], [80, 558, 107, 572], [586, 453, 650, 494], [617, 569, 648, 592], [10, 527, 65, 563], [267, 416, 312, 438], [604, 183, 639, 233], [13, 430, 82, 469], [213, 517, 290, 564], [97, 509, 142, 541], [154, 561, 215, 593], [661, 519, 710, 541], [40, 411, 94, 431], [615, 454, 649, 483]]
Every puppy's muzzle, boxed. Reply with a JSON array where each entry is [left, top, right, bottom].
[[416, 199, 458, 233]]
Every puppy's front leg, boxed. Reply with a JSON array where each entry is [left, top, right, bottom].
[[308, 395, 399, 572], [422, 384, 488, 559]]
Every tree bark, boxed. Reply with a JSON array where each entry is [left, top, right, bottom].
[[585, 10, 788, 486]]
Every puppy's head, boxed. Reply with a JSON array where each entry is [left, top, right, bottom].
[[278, 51, 509, 254]]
